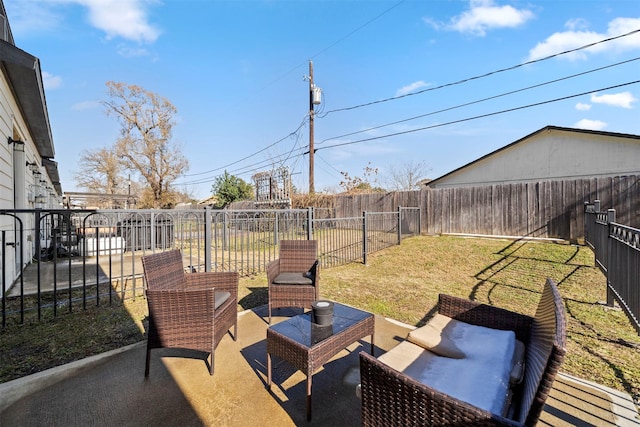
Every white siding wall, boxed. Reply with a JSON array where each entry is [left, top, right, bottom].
[[0, 71, 41, 293], [0, 71, 15, 294], [431, 129, 640, 188]]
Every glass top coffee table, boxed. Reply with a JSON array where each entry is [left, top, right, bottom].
[[266, 302, 375, 421]]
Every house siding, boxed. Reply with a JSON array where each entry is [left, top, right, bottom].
[[0, 58, 50, 293], [429, 127, 640, 188]]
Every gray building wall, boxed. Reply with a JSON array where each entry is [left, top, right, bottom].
[[429, 126, 640, 188]]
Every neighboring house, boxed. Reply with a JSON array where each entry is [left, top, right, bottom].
[[0, 2, 62, 293], [198, 194, 219, 207], [427, 126, 640, 188]]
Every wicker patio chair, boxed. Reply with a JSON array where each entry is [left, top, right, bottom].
[[267, 240, 320, 323], [142, 249, 238, 376], [360, 278, 567, 426]]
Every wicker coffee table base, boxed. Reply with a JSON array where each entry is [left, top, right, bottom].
[[267, 312, 374, 421]]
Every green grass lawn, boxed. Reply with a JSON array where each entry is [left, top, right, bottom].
[[1, 235, 638, 406]]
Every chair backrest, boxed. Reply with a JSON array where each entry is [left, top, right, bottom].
[[141, 249, 187, 290], [517, 278, 567, 426], [279, 240, 318, 272]]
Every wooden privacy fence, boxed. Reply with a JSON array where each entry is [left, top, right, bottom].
[[585, 201, 640, 335], [330, 175, 640, 242]]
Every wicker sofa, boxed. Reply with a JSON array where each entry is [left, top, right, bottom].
[[359, 278, 566, 426]]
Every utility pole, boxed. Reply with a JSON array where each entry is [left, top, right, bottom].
[[308, 60, 315, 194]]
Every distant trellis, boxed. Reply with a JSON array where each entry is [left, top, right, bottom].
[[252, 167, 291, 208]]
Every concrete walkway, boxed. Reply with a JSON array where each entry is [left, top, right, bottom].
[[6, 253, 205, 298], [1, 307, 638, 426]]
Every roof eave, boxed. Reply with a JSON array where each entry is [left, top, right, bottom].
[[0, 39, 54, 158]]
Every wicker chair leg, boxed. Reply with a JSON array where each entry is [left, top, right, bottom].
[[209, 352, 215, 376], [144, 347, 151, 377], [233, 322, 238, 341]]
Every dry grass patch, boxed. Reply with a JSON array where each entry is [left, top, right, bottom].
[[321, 235, 639, 405]]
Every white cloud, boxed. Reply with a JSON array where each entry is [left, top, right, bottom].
[[42, 71, 62, 90], [71, 100, 101, 111], [575, 102, 591, 111], [446, 0, 535, 36], [76, 0, 161, 43], [565, 18, 589, 32], [3, 2, 64, 36], [422, 17, 442, 31], [326, 140, 397, 162], [396, 81, 430, 96], [590, 91, 637, 109], [574, 119, 607, 130], [117, 45, 152, 58], [527, 17, 640, 61], [608, 17, 640, 51], [6, 0, 160, 44]]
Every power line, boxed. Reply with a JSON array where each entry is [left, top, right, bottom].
[[176, 141, 309, 187], [315, 152, 343, 176], [180, 29, 639, 187], [181, 116, 308, 178], [309, 0, 405, 60], [177, 78, 639, 189], [319, 28, 640, 116], [262, 0, 406, 89], [318, 56, 640, 145], [179, 67, 638, 188], [179, 2, 405, 183], [315, 80, 640, 152], [177, 156, 288, 186]]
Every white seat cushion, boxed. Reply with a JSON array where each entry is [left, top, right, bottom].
[[407, 314, 466, 358], [379, 318, 516, 416], [214, 291, 231, 310]]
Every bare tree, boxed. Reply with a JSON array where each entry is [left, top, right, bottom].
[[339, 162, 384, 194], [103, 81, 188, 208], [75, 146, 123, 194], [386, 160, 431, 191]]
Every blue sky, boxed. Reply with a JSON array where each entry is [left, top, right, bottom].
[[6, 0, 640, 199]]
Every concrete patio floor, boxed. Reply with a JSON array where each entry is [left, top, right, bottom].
[[1, 306, 638, 426]]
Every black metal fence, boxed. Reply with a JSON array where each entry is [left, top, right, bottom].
[[584, 201, 640, 334], [0, 206, 420, 325]]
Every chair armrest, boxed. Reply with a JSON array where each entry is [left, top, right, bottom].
[[185, 271, 239, 302], [147, 288, 216, 330], [438, 294, 533, 343], [359, 352, 519, 427], [266, 259, 280, 284]]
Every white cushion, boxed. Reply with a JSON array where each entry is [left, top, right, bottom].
[[510, 340, 526, 385], [407, 314, 465, 358], [379, 319, 516, 416], [214, 291, 230, 310]]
